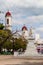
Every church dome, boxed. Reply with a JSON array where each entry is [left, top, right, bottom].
[[5, 11, 11, 17], [22, 26, 28, 31]]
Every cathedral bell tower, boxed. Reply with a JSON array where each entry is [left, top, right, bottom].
[[22, 25, 29, 39], [5, 11, 12, 30]]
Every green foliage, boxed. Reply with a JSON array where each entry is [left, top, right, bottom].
[[0, 30, 12, 44], [14, 38, 27, 51], [0, 23, 4, 30], [0, 29, 12, 53], [3, 40, 13, 49], [0, 29, 27, 53]]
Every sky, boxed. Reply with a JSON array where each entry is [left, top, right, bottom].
[[0, 0, 43, 38]]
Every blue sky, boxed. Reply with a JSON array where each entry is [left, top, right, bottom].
[[0, 0, 43, 38]]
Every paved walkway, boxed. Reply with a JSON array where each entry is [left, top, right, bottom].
[[0, 55, 43, 65]]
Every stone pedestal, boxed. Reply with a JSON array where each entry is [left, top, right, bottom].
[[23, 38, 39, 56]]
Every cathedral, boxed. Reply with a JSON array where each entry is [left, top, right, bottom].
[[5, 11, 43, 54]]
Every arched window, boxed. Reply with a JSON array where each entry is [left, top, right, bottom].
[[7, 19, 9, 24]]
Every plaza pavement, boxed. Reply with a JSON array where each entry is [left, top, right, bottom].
[[0, 55, 43, 65]]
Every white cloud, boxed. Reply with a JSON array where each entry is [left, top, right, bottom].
[[12, 15, 43, 25], [5, 0, 43, 7], [36, 26, 43, 32], [0, 0, 43, 8], [27, 15, 43, 23], [35, 26, 43, 38]]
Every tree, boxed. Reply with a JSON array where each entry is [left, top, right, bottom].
[[14, 38, 27, 51], [0, 28, 27, 54], [3, 40, 13, 50], [0, 23, 4, 30], [0, 29, 12, 53]]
